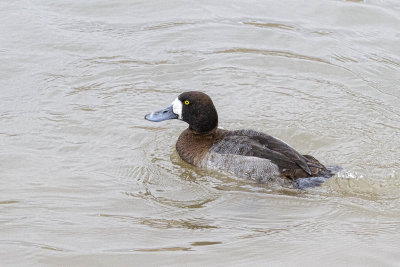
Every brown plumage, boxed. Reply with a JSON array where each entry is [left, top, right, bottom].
[[176, 127, 228, 166]]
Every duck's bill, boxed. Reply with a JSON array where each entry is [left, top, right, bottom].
[[144, 105, 178, 122]]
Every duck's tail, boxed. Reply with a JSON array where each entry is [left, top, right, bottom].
[[293, 155, 342, 189], [303, 154, 335, 178]]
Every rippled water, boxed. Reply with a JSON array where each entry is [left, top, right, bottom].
[[1, 0, 400, 266]]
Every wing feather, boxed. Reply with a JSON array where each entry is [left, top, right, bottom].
[[211, 130, 314, 177]]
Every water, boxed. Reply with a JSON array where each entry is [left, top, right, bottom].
[[1, 0, 400, 266]]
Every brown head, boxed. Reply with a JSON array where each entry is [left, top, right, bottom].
[[145, 91, 218, 133]]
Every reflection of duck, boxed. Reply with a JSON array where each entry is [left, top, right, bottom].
[[145, 91, 333, 187]]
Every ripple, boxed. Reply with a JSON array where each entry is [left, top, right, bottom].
[[191, 241, 222, 246], [0, 200, 19, 205], [243, 21, 295, 31], [1, 240, 70, 252], [99, 214, 218, 230], [213, 48, 331, 64], [143, 21, 197, 31], [135, 246, 192, 252]]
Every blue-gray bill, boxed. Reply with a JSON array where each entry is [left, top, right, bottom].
[[144, 105, 178, 122]]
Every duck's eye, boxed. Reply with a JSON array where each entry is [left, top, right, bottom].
[[184, 100, 190, 105]]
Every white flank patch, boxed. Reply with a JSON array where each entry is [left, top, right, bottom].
[[172, 98, 183, 120], [200, 152, 281, 184]]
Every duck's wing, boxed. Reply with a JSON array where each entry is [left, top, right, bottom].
[[210, 129, 314, 177]]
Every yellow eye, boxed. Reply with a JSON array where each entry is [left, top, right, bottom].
[[184, 100, 190, 105]]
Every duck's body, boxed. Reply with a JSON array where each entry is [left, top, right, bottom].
[[176, 127, 331, 183], [145, 91, 333, 187]]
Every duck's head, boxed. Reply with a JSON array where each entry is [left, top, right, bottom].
[[145, 91, 218, 133]]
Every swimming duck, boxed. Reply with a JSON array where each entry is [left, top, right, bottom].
[[145, 91, 333, 187]]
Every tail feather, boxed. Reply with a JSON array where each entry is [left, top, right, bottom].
[[293, 164, 342, 189]]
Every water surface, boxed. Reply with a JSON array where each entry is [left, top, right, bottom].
[[1, 0, 400, 266]]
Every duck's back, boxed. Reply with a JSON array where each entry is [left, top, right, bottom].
[[201, 129, 332, 182]]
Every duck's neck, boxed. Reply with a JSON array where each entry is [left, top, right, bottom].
[[189, 126, 220, 136]]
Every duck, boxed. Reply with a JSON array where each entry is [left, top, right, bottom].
[[145, 91, 334, 188]]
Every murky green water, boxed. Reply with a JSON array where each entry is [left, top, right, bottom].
[[1, 0, 400, 266]]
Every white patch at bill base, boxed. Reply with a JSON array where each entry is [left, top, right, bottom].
[[172, 98, 183, 120]]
